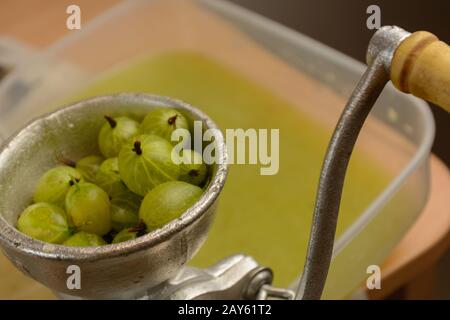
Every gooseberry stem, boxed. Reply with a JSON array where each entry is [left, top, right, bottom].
[[104, 115, 117, 128], [133, 140, 143, 155], [189, 169, 199, 177], [69, 178, 81, 187], [168, 115, 177, 127], [56, 154, 76, 167], [129, 221, 146, 236]]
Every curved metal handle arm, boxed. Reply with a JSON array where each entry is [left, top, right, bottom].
[[296, 57, 389, 300]]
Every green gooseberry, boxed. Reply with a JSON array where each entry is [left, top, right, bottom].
[[110, 192, 141, 232], [179, 149, 208, 186], [65, 182, 111, 236], [63, 231, 106, 247], [118, 134, 180, 196], [17, 203, 71, 244], [95, 157, 128, 197], [140, 108, 189, 144], [95, 157, 141, 231], [139, 181, 203, 231], [98, 115, 139, 158], [33, 166, 83, 207], [112, 228, 138, 244], [75, 155, 104, 182]]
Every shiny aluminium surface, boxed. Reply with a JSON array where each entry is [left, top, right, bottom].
[[366, 26, 411, 71], [0, 93, 228, 299]]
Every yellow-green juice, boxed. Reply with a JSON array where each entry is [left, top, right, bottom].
[[71, 51, 390, 287]]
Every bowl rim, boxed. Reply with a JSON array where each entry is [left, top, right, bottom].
[[0, 93, 228, 262]]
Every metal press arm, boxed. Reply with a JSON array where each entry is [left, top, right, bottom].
[[297, 26, 450, 300], [296, 54, 390, 300]]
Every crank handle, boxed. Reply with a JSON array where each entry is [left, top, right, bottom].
[[391, 30, 450, 113], [370, 26, 450, 113]]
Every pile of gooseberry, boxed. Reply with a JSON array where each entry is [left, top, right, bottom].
[[16, 108, 208, 247]]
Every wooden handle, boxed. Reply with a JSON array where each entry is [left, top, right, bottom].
[[391, 31, 450, 113]]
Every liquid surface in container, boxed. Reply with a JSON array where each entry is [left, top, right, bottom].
[[70, 51, 391, 287]]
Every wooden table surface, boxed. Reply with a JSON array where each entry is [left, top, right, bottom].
[[0, 0, 449, 300]]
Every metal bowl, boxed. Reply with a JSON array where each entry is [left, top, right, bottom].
[[0, 93, 228, 299]]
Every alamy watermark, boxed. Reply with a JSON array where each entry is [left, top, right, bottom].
[[170, 121, 280, 176], [66, 264, 81, 290], [366, 264, 381, 290], [66, 5, 81, 30], [366, 5, 381, 30]]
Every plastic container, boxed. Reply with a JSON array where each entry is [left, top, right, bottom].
[[0, 0, 434, 299]]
